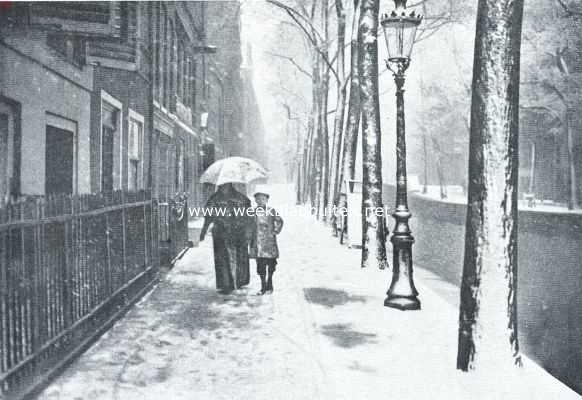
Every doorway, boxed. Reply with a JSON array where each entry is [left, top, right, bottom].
[[101, 124, 114, 192], [45, 125, 74, 195]]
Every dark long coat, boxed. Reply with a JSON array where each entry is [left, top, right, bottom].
[[249, 206, 283, 259], [204, 189, 251, 290]]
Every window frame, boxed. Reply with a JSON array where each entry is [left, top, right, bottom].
[[100, 90, 123, 192], [176, 138, 185, 193], [0, 101, 15, 200], [128, 109, 145, 191]]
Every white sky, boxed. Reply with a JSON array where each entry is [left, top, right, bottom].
[[240, 0, 477, 182]]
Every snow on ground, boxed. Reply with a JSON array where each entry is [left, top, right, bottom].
[[37, 185, 580, 400]]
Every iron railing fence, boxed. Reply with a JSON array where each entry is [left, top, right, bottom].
[[0, 190, 161, 399]]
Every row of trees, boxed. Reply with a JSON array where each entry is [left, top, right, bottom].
[[261, 0, 552, 371], [521, 0, 582, 209], [414, 0, 582, 209], [266, 0, 469, 270]]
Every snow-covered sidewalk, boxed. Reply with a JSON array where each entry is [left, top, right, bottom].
[[38, 186, 580, 400]]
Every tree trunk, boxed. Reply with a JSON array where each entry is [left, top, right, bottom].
[[422, 132, 428, 194], [358, 0, 387, 269], [430, 136, 447, 199], [329, 0, 347, 228], [316, 92, 324, 219], [296, 157, 302, 204], [296, 119, 302, 205], [436, 152, 447, 199], [528, 140, 535, 195], [319, 71, 330, 220], [306, 54, 321, 209], [336, 0, 360, 243], [302, 132, 311, 202], [338, 0, 361, 191], [566, 109, 578, 210], [319, 0, 331, 222], [310, 120, 319, 210], [457, 0, 524, 371]]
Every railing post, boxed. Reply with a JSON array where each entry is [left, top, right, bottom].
[[17, 200, 25, 363], [105, 205, 113, 299], [63, 195, 73, 329], [1, 202, 9, 376], [143, 192, 149, 268], [153, 199, 159, 268]]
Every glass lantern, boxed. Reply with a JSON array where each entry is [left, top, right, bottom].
[[381, 0, 422, 62]]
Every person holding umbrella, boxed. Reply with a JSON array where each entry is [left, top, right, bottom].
[[199, 157, 267, 294]]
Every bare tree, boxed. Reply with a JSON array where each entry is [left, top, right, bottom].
[[358, 0, 388, 269], [457, 0, 524, 371], [337, 0, 361, 217], [328, 0, 348, 230], [556, 0, 582, 17], [318, 0, 331, 221], [267, 0, 339, 213], [521, 0, 582, 209]]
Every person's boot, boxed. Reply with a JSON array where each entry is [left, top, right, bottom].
[[266, 273, 274, 294], [257, 275, 267, 295]]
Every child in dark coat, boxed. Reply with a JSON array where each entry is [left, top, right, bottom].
[[249, 191, 284, 295]]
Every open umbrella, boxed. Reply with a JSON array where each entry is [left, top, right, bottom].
[[200, 156, 268, 186]]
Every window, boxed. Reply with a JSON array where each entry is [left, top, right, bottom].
[[162, 10, 168, 108], [185, 57, 191, 108], [169, 19, 176, 113], [177, 39, 183, 101], [153, 3, 161, 104], [167, 144, 176, 197], [176, 139, 184, 193], [191, 61, 197, 112], [0, 101, 15, 201], [46, 34, 86, 67], [119, 2, 129, 41], [128, 111, 144, 191], [100, 91, 123, 192], [157, 139, 169, 199], [32, 2, 111, 24], [101, 105, 117, 192]]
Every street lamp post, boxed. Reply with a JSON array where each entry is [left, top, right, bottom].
[[381, 0, 422, 311]]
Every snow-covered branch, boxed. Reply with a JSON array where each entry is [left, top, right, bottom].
[[556, 0, 582, 17], [265, 50, 313, 78], [266, 0, 341, 84]]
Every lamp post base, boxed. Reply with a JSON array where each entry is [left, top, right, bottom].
[[385, 233, 421, 311], [384, 295, 421, 310]]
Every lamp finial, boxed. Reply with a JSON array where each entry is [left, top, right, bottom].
[[394, 0, 407, 12]]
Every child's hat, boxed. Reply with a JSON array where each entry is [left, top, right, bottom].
[[253, 185, 270, 198]]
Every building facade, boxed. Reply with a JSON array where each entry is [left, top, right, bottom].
[[0, 3, 98, 198], [0, 1, 265, 208], [150, 2, 205, 205]]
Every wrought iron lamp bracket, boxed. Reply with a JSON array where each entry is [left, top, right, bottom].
[[385, 58, 410, 78]]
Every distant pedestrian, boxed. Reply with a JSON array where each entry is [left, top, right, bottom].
[[200, 183, 252, 294], [249, 190, 284, 295]]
